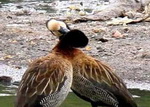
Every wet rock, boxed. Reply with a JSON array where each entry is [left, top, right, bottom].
[[16, 5, 23, 9], [12, 81, 20, 86], [0, 76, 12, 86]]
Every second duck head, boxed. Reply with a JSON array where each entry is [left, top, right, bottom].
[[46, 19, 89, 48]]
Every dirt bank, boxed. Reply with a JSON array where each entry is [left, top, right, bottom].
[[0, 6, 150, 84]]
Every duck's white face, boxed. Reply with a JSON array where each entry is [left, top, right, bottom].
[[46, 19, 70, 37]]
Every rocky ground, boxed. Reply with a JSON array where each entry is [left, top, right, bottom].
[[0, 1, 150, 88]]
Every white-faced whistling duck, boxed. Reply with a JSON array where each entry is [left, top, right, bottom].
[[15, 19, 88, 107], [46, 19, 138, 107]]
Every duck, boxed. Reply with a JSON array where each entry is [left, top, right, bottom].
[[46, 19, 138, 107], [15, 19, 88, 107]]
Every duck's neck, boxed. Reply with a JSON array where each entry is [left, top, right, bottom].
[[52, 42, 82, 59]]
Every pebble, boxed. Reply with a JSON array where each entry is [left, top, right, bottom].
[[112, 30, 124, 38], [141, 52, 150, 59]]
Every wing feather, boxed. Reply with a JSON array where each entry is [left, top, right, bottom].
[[16, 54, 72, 107], [44, 82, 51, 95], [73, 54, 126, 90], [72, 53, 134, 105]]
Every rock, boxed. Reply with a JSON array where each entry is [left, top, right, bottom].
[[0, 76, 12, 86], [79, 10, 86, 16], [7, 16, 13, 19], [92, 28, 106, 33], [16, 5, 23, 9], [14, 66, 22, 69], [96, 38, 109, 42], [141, 52, 150, 59], [12, 81, 20, 86], [96, 46, 105, 52], [112, 30, 124, 38]]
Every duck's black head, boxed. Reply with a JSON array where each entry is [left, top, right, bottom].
[[46, 19, 88, 48]]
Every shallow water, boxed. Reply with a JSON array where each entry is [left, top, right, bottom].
[[0, 85, 150, 107], [130, 89, 150, 107], [0, 0, 109, 15]]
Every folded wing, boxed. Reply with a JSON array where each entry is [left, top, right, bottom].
[[72, 54, 136, 107], [16, 54, 73, 107]]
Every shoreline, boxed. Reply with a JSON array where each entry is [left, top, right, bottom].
[[0, 64, 150, 91]]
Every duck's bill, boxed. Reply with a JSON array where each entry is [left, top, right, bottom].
[[59, 26, 70, 35]]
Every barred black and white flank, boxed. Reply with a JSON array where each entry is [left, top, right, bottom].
[[47, 19, 138, 107]]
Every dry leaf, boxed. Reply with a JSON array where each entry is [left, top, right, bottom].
[[144, 3, 150, 15], [85, 46, 91, 51], [0, 57, 4, 61], [4, 55, 14, 59], [68, 5, 80, 11], [145, 17, 150, 21], [107, 17, 133, 26]]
